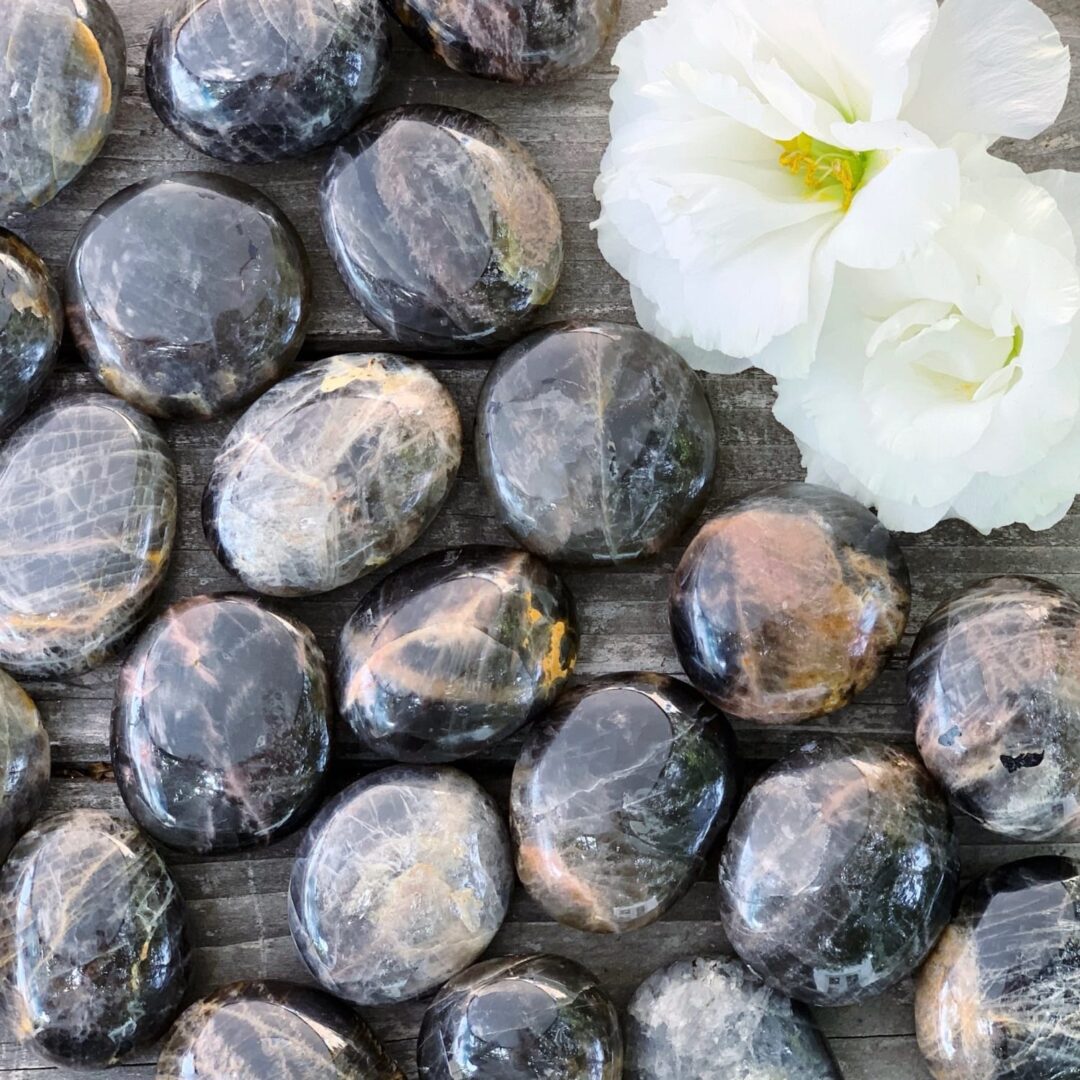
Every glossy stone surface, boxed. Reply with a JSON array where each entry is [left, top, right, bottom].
[[916, 857, 1080, 1080], [477, 322, 716, 564], [511, 673, 738, 933], [385, 0, 619, 83], [290, 766, 512, 1005], [0, 673, 48, 863], [113, 595, 331, 854], [625, 957, 841, 1080], [0, 811, 190, 1067], [719, 737, 959, 1006], [909, 575, 1080, 842], [0, 0, 126, 216], [670, 483, 910, 724], [418, 954, 622, 1080], [0, 394, 176, 677], [338, 546, 578, 763], [67, 173, 311, 420], [204, 354, 461, 596], [322, 106, 562, 351], [0, 231, 62, 430], [146, 0, 391, 164], [158, 980, 405, 1079]]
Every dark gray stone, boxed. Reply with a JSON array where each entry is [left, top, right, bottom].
[[0, 672, 48, 864], [0, 811, 190, 1068], [146, 0, 391, 164], [112, 595, 332, 854], [477, 321, 716, 564], [322, 106, 562, 351], [0, 0, 126, 217], [66, 173, 311, 420], [0, 231, 62, 430]]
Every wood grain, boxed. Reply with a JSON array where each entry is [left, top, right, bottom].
[[3, 0, 1080, 1075]]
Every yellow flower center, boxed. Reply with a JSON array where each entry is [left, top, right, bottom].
[[777, 134, 871, 211]]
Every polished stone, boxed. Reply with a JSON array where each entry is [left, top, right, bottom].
[[0, 231, 62, 430], [719, 737, 958, 1006], [477, 322, 716, 563], [511, 673, 738, 933], [157, 980, 405, 1079], [338, 546, 578, 763], [67, 173, 311, 420], [385, 0, 619, 83], [204, 354, 461, 595], [113, 595, 331, 854], [916, 857, 1080, 1080], [0, 810, 190, 1068], [625, 957, 841, 1080], [910, 575, 1080, 842], [0, 394, 176, 677], [290, 766, 513, 1005], [670, 483, 910, 724], [146, 0, 391, 164], [418, 954, 622, 1079], [0, 0, 126, 217], [0, 672, 48, 863], [322, 106, 562, 351]]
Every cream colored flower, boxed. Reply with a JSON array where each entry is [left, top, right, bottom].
[[594, 0, 1070, 375]]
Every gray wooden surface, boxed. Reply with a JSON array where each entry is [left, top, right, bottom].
[[5, 0, 1080, 1075]]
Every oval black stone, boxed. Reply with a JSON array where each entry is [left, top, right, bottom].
[[66, 173, 311, 420], [0, 394, 176, 677], [0, 672, 49, 863], [476, 321, 716, 563], [322, 106, 562, 351], [158, 980, 405, 1079], [0, 231, 62, 430], [113, 595, 332, 854], [338, 546, 578, 762], [0, 811, 190, 1068], [0, 0, 126, 216], [146, 0, 391, 163], [418, 954, 622, 1079]]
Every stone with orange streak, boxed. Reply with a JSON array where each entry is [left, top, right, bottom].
[[112, 594, 331, 854], [670, 482, 910, 724], [338, 546, 577, 762], [915, 857, 1080, 1080]]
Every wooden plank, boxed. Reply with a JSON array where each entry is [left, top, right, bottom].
[[3, 0, 1080, 1076]]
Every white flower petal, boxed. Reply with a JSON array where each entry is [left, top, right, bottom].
[[903, 0, 1070, 142], [827, 148, 960, 269], [1032, 169, 1080, 254], [630, 287, 750, 374]]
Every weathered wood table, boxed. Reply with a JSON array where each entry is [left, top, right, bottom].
[[6, 0, 1080, 1075]]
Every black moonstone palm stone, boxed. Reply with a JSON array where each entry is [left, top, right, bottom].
[[511, 673, 738, 933], [146, 0, 391, 164], [203, 354, 462, 596], [321, 105, 563, 351], [0, 0, 126, 217], [909, 575, 1080, 842], [0, 672, 49, 863], [0, 394, 177, 678], [670, 483, 910, 724], [719, 737, 959, 1006], [916, 857, 1080, 1080], [112, 595, 332, 854], [67, 173, 311, 420], [0, 231, 62, 431], [625, 957, 841, 1080], [290, 766, 513, 1005], [477, 322, 716, 564], [384, 0, 620, 84], [338, 546, 578, 763], [418, 954, 623, 1080], [158, 980, 405, 1079], [0, 811, 190, 1068]]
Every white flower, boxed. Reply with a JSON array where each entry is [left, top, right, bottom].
[[593, 0, 1070, 375], [773, 150, 1080, 534]]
